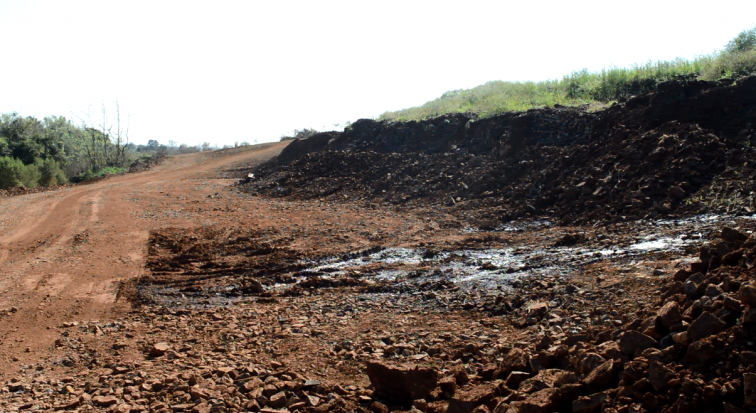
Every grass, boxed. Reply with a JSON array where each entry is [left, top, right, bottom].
[[93, 166, 127, 177], [379, 27, 756, 122]]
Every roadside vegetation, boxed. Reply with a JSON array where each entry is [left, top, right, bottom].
[[0, 111, 213, 190], [380, 26, 756, 121]]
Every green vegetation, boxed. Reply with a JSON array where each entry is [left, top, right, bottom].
[[280, 128, 319, 141], [380, 27, 756, 122], [0, 110, 208, 190]]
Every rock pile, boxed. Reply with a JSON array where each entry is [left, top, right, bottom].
[[242, 76, 756, 225]]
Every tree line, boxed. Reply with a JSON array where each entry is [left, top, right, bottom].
[[0, 111, 210, 190]]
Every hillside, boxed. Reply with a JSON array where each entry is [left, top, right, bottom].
[[379, 27, 756, 121]]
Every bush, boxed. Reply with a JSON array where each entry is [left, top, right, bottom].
[[0, 156, 24, 189], [38, 158, 67, 187], [0, 156, 42, 189]]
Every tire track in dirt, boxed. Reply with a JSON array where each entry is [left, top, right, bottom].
[[0, 142, 288, 370], [20, 190, 104, 293], [0, 188, 95, 265]]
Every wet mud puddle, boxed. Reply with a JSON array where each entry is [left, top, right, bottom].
[[137, 214, 755, 309], [298, 214, 755, 291]]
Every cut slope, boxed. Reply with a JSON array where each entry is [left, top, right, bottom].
[[242, 77, 756, 226]]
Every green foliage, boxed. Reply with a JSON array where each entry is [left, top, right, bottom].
[[93, 166, 127, 177], [380, 27, 756, 122], [0, 156, 25, 189], [38, 158, 67, 187], [0, 112, 201, 188], [725, 27, 756, 54], [0, 156, 46, 189]]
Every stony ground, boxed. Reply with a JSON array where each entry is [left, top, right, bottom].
[[1, 142, 755, 412], [3, 76, 756, 412]]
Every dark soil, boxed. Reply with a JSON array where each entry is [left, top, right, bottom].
[[242, 76, 756, 226]]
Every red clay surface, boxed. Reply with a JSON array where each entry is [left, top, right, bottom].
[[0, 143, 288, 370]]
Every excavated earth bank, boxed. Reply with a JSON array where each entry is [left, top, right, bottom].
[[243, 76, 756, 227]]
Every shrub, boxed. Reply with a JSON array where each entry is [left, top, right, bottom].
[[0, 156, 24, 189], [380, 26, 756, 122], [0, 156, 41, 189], [38, 158, 67, 187]]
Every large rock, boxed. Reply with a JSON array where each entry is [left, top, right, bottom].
[[740, 284, 756, 307], [572, 391, 609, 413], [685, 341, 721, 365], [648, 361, 676, 391], [495, 348, 529, 379], [687, 312, 726, 341], [618, 331, 657, 355], [446, 385, 495, 413], [721, 227, 748, 243], [365, 361, 438, 404], [149, 342, 171, 357], [93, 395, 119, 407], [505, 371, 531, 389], [657, 302, 683, 327], [579, 353, 606, 375], [519, 369, 578, 393], [527, 302, 549, 319], [584, 360, 613, 393], [511, 388, 559, 413], [745, 373, 756, 407]]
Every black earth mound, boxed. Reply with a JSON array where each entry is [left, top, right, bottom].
[[242, 76, 756, 226]]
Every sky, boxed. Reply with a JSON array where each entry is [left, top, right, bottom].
[[1, 0, 756, 146]]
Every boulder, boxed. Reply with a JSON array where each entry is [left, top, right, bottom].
[[721, 227, 748, 243], [446, 385, 495, 413], [495, 348, 529, 378], [740, 284, 756, 307], [744, 308, 756, 324], [440, 376, 457, 398], [505, 371, 531, 389], [685, 341, 720, 365], [658, 302, 683, 327], [572, 391, 609, 413], [584, 360, 613, 392], [648, 361, 676, 391], [93, 395, 119, 407], [687, 312, 726, 341], [579, 353, 607, 375], [149, 342, 171, 357], [515, 388, 559, 413], [527, 302, 549, 319], [745, 373, 756, 407], [618, 331, 657, 355], [366, 361, 438, 404]]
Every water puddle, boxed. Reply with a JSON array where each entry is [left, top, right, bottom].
[[294, 214, 755, 290]]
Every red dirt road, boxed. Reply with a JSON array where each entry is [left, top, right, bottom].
[[0, 143, 288, 372]]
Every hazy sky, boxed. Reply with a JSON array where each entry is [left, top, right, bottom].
[[1, 1, 755, 146]]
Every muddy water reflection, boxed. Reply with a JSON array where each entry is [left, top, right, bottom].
[[303, 214, 755, 289]]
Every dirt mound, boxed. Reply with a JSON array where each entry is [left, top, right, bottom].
[[242, 76, 756, 225]]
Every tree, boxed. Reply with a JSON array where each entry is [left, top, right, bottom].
[[726, 26, 756, 54]]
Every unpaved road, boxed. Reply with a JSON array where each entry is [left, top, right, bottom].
[[0, 143, 288, 371]]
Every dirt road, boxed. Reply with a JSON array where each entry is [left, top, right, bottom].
[[0, 143, 288, 371]]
